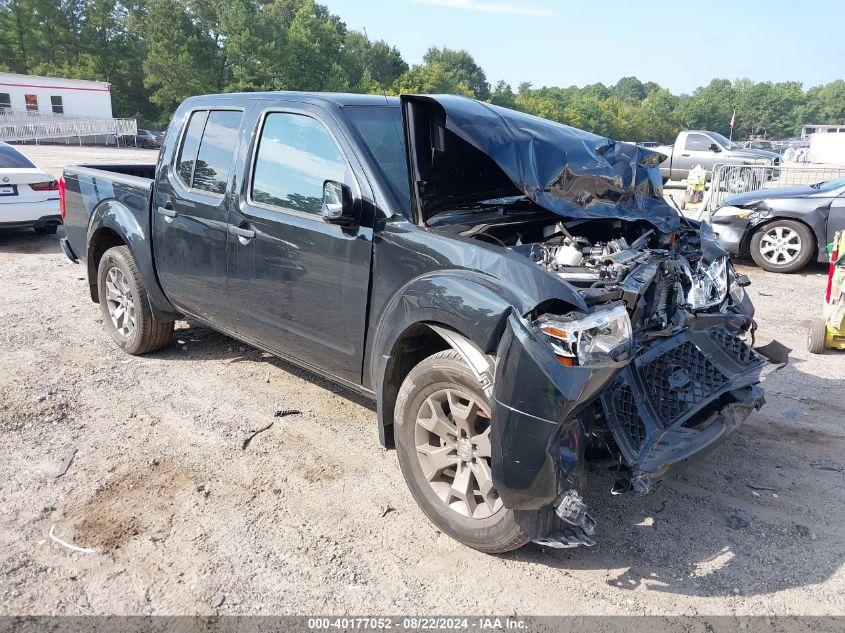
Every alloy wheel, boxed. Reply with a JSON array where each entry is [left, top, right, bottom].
[[759, 226, 801, 265], [414, 388, 502, 519], [105, 266, 136, 338]]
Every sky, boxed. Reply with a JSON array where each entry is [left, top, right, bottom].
[[320, 0, 845, 94]]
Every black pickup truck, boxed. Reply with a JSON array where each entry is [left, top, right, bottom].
[[60, 92, 786, 553]]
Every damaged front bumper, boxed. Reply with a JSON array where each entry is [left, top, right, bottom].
[[490, 311, 787, 540]]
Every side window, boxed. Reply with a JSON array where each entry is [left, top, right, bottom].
[[251, 112, 347, 215], [192, 110, 243, 194], [0, 93, 11, 110], [685, 134, 713, 151], [176, 110, 208, 186], [51, 96, 64, 114], [25, 94, 38, 111]]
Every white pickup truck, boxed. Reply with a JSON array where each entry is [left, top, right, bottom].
[[656, 130, 779, 184]]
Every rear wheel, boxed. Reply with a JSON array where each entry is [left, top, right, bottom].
[[97, 245, 174, 355], [750, 220, 814, 273], [807, 318, 827, 354], [394, 350, 531, 553]]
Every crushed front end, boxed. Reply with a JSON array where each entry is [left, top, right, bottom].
[[488, 220, 788, 548]]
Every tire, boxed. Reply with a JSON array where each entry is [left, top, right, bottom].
[[34, 225, 57, 235], [394, 350, 531, 553], [97, 245, 174, 355], [749, 220, 815, 273], [807, 318, 827, 354]]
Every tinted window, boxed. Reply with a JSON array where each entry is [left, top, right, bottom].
[[345, 106, 410, 211], [51, 96, 63, 114], [0, 144, 36, 168], [176, 111, 208, 186], [251, 113, 347, 215], [193, 110, 243, 194], [685, 133, 713, 151], [0, 93, 11, 110]]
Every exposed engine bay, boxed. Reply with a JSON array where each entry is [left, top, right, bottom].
[[458, 213, 745, 335]]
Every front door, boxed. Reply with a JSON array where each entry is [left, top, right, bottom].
[[152, 107, 244, 328], [227, 104, 374, 384]]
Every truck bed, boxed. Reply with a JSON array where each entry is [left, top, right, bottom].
[[72, 163, 157, 181], [61, 163, 159, 310]]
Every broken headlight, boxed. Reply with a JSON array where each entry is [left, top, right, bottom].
[[688, 256, 729, 309], [534, 305, 632, 366]]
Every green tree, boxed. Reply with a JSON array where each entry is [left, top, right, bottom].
[[142, 0, 221, 114], [392, 61, 473, 97], [613, 76, 646, 102], [421, 47, 489, 99]]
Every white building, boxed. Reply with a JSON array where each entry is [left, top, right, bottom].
[[801, 123, 845, 138], [0, 72, 113, 118]]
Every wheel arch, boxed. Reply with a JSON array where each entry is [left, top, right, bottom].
[[743, 214, 820, 260], [87, 199, 180, 321], [370, 273, 518, 447]]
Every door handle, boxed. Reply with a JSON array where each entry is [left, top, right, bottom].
[[681, 153, 691, 157], [228, 225, 256, 241], [157, 206, 177, 218]]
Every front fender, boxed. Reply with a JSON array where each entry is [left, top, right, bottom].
[[742, 206, 828, 258], [88, 200, 179, 320], [369, 269, 584, 446], [491, 313, 622, 510]]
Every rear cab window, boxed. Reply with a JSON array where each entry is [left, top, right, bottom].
[[174, 109, 243, 194], [684, 134, 713, 151], [0, 144, 36, 168]]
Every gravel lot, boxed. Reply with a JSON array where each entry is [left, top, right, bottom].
[[1, 145, 844, 616]]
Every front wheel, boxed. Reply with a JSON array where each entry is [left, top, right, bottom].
[[97, 245, 174, 354], [394, 350, 531, 553], [749, 220, 814, 273]]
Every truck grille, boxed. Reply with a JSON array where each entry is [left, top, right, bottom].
[[710, 327, 760, 364], [639, 342, 728, 423], [614, 384, 647, 451]]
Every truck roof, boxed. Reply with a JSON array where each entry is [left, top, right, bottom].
[[181, 91, 400, 108]]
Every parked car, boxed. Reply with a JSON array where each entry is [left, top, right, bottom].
[[60, 93, 785, 553], [0, 142, 61, 234], [655, 130, 779, 185], [739, 140, 776, 152], [710, 177, 845, 272], [121, 129, 163, 149]]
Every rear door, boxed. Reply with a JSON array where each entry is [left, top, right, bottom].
[[678, 133, 713, 176], [152, 107, 245, 329], [226, 101, 374, 384]]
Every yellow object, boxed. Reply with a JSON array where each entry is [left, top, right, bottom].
[[812, 231, 845, 352]]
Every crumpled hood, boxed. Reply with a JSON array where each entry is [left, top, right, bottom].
[[401, 95, 680, 233]]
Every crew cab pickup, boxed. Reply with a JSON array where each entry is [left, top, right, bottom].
[[60, 93, 786, 553], [656, 130, 779, 183]]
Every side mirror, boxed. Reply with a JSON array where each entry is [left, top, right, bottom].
[[709, 143, 722, 153], [321, 180, 356, 226]]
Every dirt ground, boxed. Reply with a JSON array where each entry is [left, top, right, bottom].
[[1, 145, 844, 616]]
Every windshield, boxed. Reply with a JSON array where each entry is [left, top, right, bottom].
[[810, 177, 845, 192], [344, 106, 411, 213], [709, 132, 741, 150], [0, 144, 35, 168]]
